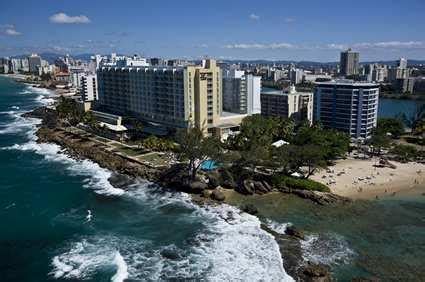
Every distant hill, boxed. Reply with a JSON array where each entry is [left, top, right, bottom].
[[7, 53, 425, 67]]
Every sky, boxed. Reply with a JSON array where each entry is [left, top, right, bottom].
[[0, 0, 424, 62]]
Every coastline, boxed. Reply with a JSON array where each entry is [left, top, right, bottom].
[[5, 74, 425, 280], [311, 158, 425, 200]]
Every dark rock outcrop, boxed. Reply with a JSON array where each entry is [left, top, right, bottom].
[[236, 179, 255, 195], [241, 203, 258, 215], [207, 173, 221, 189], [108, 173, 136, 189], [218, 168, 237, 189], [189, 181, 208, 194], [236, 179, 274, 195], [291, 189, 351, 205], [285, 225, 305, 240], [211, 189, 225, 201], [351, 277, 381, 282], [299, 262, 332, 282], [260, 224, 304, 280], [36, 127, 159, 181]]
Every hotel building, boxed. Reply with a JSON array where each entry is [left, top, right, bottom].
[[314, 80, 379, 139], [260, 86, 313, 124], [97, 59, 225, 135]]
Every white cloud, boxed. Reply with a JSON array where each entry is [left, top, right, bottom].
[[195, 43, 209, 48], [249, 14, 260, 20], [353, 41, 425, 49], [284, 17, 295, 23], [0, 24, 22, 36], [224, 43, 296, 49], [5, 28, 21, 36], [49, 12, 91, 24], [224, 41, 425, 51]]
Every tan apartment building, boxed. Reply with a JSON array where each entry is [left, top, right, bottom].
[[97, 59, 223, 136], [261, 85, 313, 124]]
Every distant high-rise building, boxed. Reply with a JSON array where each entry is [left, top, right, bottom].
[[388, 67, 411, 83], [398, 58, 407, 69], [222, 69, 261, 115], [149, 58, 163, 66], [81, 75, 98, 102], [261, 85, 313, 125], [340, 49, 359, 76], [314, 80, 379, 139], [19, 58, 28, 73], [28, 54, 42, 74], [289, 68, 304, 84]]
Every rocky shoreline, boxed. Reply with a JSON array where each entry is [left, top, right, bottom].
[[26, 106, 356, 281]]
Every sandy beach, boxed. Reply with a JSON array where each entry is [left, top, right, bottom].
[[311, 158, 425, 199]]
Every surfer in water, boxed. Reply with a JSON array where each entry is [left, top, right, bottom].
[[86, 210, 93, 222]]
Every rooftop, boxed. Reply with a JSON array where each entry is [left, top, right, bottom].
[[261, 86, 312, 96], [315, 79, 379, 87]]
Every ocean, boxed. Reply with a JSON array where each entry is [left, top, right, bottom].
[[1, 75, 424, 281], [0, 76, 293, 281]]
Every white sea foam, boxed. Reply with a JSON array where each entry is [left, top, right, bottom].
[[0, 111, 40, 135], [301, 233, 355, 266], [265, 219, 292, 235], [111, 252, 129, 282], [190, 204, 294, 281], [7, 83, 294, 281], [49, 186, 295, 281], [19, 85, 55, 106], [5, 140, 125, 196], [51, 238, 117, 280], [126, 184, 293, 280]]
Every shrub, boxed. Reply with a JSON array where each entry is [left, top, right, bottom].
[[390, 144, 418, 162], [272, 175, 330, 192], [404, 136, 425, 146], [141, 135, 176, 152]]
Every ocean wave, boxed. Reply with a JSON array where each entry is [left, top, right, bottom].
[[5, 140, 125, 196], [50, 210, 294, 281], [0, 112, 40, 135], [111, 252, 128, 282], [5, 86, 294, 280], [301, 233, 355, 266], [265, 219, 292, 235], [190, 204, 294, 281], [51, 237, 123, 280], [49, 184, 294, 281], [126, 184, 294, 280], [20, 85, 55, 106]]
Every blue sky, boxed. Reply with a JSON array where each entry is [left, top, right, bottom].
[[0, 0, 424, 61]]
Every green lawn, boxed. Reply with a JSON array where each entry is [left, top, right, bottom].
[[114, 145, 149, 156], [137, 152, 170, 166]]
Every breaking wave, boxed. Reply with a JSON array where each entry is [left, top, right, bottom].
[[301, 233, 355, 266], [4, 84, 294, 281]]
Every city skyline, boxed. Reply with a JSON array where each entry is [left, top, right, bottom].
[[1, 0, 424, 61]]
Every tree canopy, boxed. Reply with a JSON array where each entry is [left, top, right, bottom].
[[176, 127, 222, 180], [375, 118, 405, 138]]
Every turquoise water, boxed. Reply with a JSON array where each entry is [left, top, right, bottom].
[[378, 98, 423, 119], [0, 76, 293, 281], [2, 76, 424, 281], [227, 192, 425, 281], [201, 160, 218, 171]]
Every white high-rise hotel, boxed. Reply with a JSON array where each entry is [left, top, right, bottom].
[[222, 69, 261, 115], [314, 80, 379, 139]]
